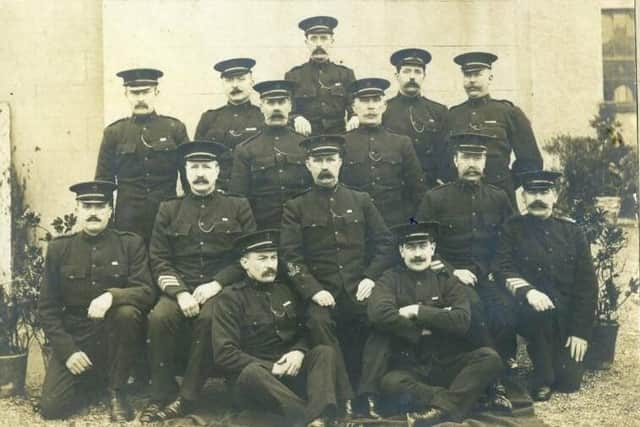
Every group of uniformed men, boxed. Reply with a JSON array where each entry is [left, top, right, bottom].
[[37, 15, 598, 427]]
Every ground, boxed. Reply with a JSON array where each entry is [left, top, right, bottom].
[[0, 225, 638, 427]]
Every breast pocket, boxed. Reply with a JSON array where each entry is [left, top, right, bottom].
[[480, 120, 507, 140], [147, 136, 179, 172], [376, 150, 403, 186], [250, 156, 277, 186], [59, 266, 87, 301], [242, 313, 274, 337], [334, 209, 365, 247], [327, 82, 346, 98], [93, 263, 128, 287], [115, 143, 137, 169], [285, 154, 311, 186], [167, 223, 193, 253]]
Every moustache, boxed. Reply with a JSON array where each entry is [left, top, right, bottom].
[[230, 88, 242, 95], [318, 171, 334, 179], [270, 112, 286, 120], [529, 200, 549, 209], [262, 268, 277, 278], [87, 216, 101, 222], [405, 81, 420, 88], [463, 168, 481, 176], [193, 177, 210, 184], [410, 257, 426, 263], [135, 103, 148, 108], [312, 47, 327, 55]]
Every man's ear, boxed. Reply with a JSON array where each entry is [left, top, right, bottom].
[[239, 255, 248, 268]]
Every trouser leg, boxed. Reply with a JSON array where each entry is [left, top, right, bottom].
[[233, 362, 306, 424], [180, 298, 216, 400], [40, 355, 85, 419], [460, 285, 494, 350], [517, 303, 555, 387], [306, 304, 354, 401], [301, 345, 339, 421], [105, 305, 145, 390], [357, 332, 392, 396], [335, 294, 368, 393], [379, 369, 446, 414], [429, 347, 504, 419], [476, 282, 517, 360], [147, 296, 186, 401]]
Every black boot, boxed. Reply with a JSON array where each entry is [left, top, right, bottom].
[[406, 407, 447, 427], [139, 400, 164, 424], [157, 396, 193, 421], [108, 389, 134, 422], [366, 395, 383, 419]]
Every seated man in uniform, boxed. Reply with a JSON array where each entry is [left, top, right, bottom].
[[369, 221, 503, 426], [38, 180, 155, 422], [495, 170, 597, 401], [142, 141, 256, 422], [212, 230, 350, 427]]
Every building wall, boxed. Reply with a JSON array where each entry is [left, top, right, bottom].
[[1, 1, 104, 225], [102, 0, 604, 152], [2, 0, 611, 229]]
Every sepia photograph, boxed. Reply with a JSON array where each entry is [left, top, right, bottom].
[[0, 1, 638, 426]]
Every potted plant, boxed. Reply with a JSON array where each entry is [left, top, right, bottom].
[[0, 207, 75, 398], [546, 104, 638, 221], [571, 202, 639, 370]]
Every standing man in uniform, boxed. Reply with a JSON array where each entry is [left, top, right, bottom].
[[38, 181, 155, 422], [280, 135, 395, 416], [495, 170, 597, 401], [285, 16, 358, 136], [341, 78, 426, 226], [230, 80, 312, 229], [141, 141, 256, 423], [445, 52, 543, 204], [417, 132, 515, 409], [195, 58, 263, 191], [383, 48, 448, 188], [212, 229, 351, 427], [95, 68, 190, 243], [369, 221, 503, 426]]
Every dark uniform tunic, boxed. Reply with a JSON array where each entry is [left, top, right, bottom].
[[417, 180, 514, 278], [495, 214, 597, 390], [212, 277, 347, 423], [444, 96, 543, 202], [417, 180, 516, 357], [368, 265, 502, 419], [38, 229, 155, 419], [95, 112, 190, 242], [147, 191, 256, 401], [230, 126, 312, 229], [382, 94, 448, 188], [284, 60, 356, 134], [281, 183, 395, 390], [341, 125, 427, 227], [194, 101, 263, 190]]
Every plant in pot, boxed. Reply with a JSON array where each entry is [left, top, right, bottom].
[[546, 104, 638, 220], [0, 207, 76, 398], [571, 202, 639, 370]]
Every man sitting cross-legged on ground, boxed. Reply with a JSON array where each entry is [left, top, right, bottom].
[[368, 221, 503, 426], [212, 229, 351, 427]]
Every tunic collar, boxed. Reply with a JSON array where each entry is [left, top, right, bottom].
[[132, 111, 158, 123], [467, 94, 491, 107]]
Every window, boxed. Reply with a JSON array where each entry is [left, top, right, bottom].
[[602, 9, 637, 112]]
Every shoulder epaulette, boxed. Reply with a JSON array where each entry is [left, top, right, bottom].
[[291, 187, 314, 199], [448, 100, 468, 111], [332, 62, 353, 72], [114, 229, 143, 239], [494, 99, 515, 107], [217, 189, 246, 198], [430, 182, 454, 192], [158, 114, 185, 124], [52, 232, 76, 241], [554, 214, 576, 224], [105, 117, 128, 128], [229, 281, 248, 290], [422, 97, 448, 110], [287, 63, 305, 74]]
